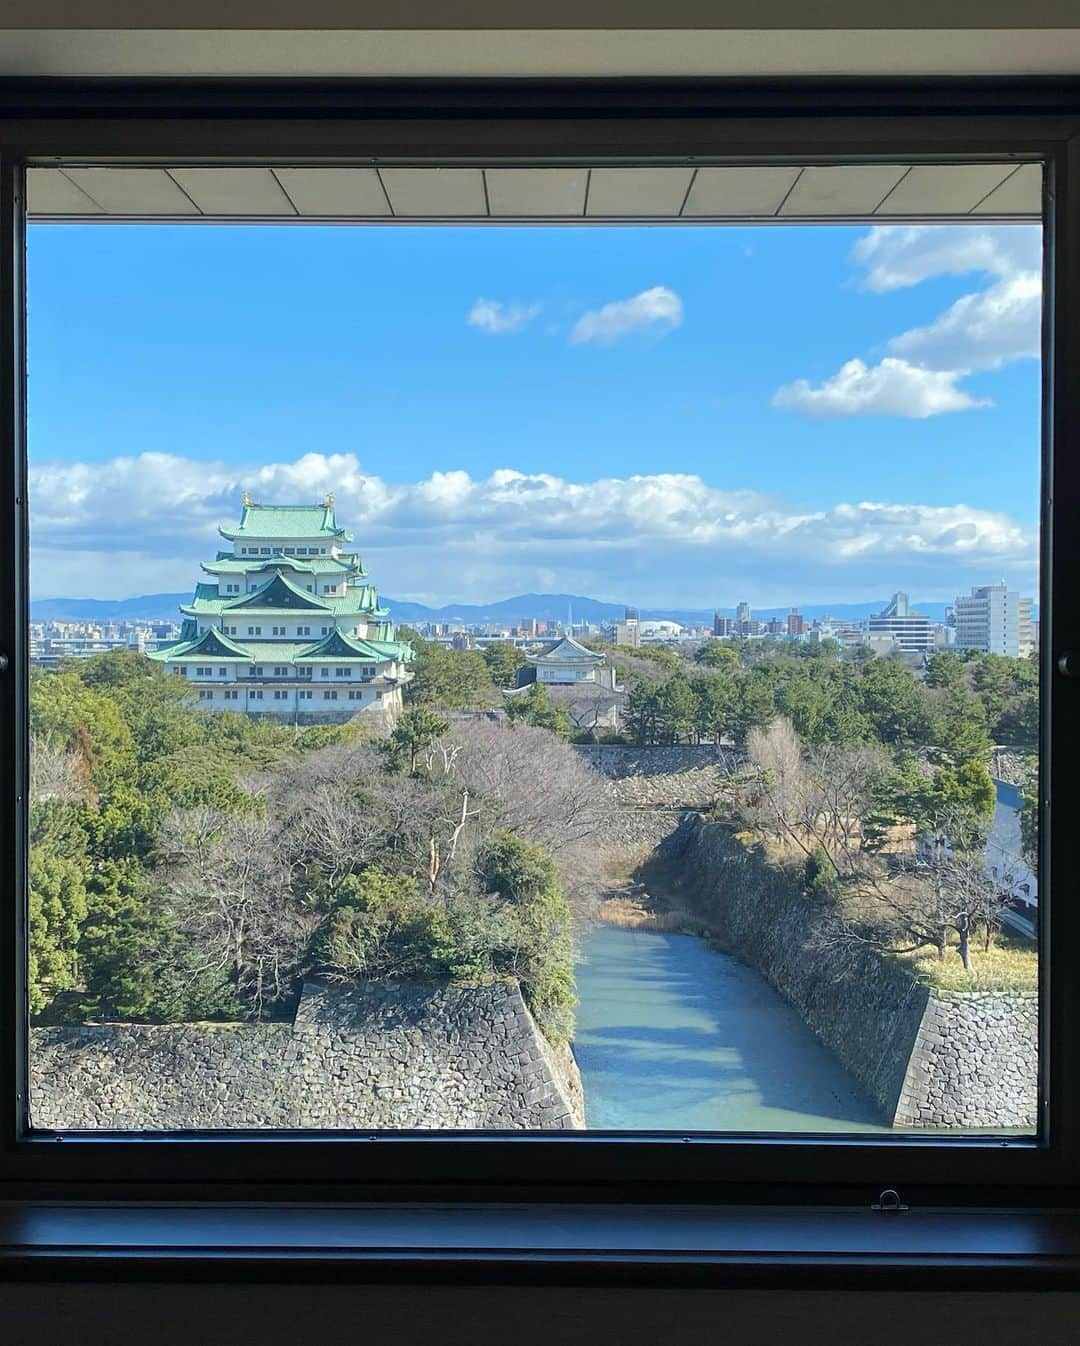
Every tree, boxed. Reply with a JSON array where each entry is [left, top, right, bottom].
[[856, 658, 937, 747], [695, 639, 738, 670], [28, 802, 91, 1015], [483, 641, 527, 687], [691, 671, 735, 743], [481, 831, 576, 1043], [504, 682, 572, 738], [385, 706, 450, 775], [655, 675, 697, 743], [405, 635, 494, 709], [732, 671, 776, 746]]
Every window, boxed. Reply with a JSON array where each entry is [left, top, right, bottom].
[[198, 690, 213, 701], [224, 689, 239, 701], [12, 107, 1078, 1224], [272, 626, 285, 635], [274, 666, 288, 676], [218, 667, 227, 676], [321, 626, 329, 634], [274, 690, 288, 700], [299, 690, 312, 700], [260, 547, 271, 554], [247, 626, 262, 636], [298, 626, 310, 636], [249, 690, 263, 700]]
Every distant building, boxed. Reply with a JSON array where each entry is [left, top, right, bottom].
[[787, 609, 805, 637], [150, 495, 413, 720], [638, 619, 684, 641], [713, 612, 733, 638], [954, 584, 1034, 657], [509, 635, 625, 730], [866, 591, 936, 656], [736, 601, 751, 626]]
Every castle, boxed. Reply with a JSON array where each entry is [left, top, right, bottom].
[[150, 494, 413, 720]]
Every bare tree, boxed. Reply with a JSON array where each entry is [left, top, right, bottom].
[[30, 731, 88, 804]]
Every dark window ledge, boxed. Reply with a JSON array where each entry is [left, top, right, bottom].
[[2, 1203, 1080, 1286]]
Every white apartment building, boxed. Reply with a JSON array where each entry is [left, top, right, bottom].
[[953, 584, 1034, 658], [866, 592, 936, 656]]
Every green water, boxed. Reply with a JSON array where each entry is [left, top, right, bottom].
[[574, 924, 888, 1132]]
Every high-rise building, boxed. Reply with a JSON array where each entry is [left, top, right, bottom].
[[151, 495, 413, 719], [953, 583, 1034, 657], [713, 612, 733, 638], [736, 601, 751, 626], [787, 609, 805, 637], [866, 591, 936, 655]]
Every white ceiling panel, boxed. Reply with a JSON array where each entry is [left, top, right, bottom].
[[874, 163, 1016, 215], [970, 163, 1043, 216], [167, 168, 295, 215], [586, 167, 695, 216], [682, 167, 802, 217], [485, 168, 589, 216], [63, 167, 200, 215], [28, 168, 104, 215], [379, 168, 486, 216], [273, 168, 391, 216], [778, 165, 908, 217]]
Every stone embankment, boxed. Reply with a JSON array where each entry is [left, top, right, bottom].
[[576, 744, 731, 853], [989, 748, 1034, 787], [31, 979, 584, 1131], [665, 815, 1037, 1129]]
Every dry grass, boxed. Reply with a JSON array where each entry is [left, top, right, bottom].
[[892, 932, 1037, 993], [595, 895, 707, 936]]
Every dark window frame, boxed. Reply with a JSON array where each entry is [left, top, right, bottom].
[[0, 80, 1078, 1215]]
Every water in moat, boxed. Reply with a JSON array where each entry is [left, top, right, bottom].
[[574, 923, 889, 1132]]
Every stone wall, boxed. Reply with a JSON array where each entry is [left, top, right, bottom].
[[574, 744, 733, 809], [30, 979, 584, 1131], [669, 816, 1037, 1129]]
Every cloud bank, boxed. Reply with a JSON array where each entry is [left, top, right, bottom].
[[774, 224, 1041, 420], [29, 452, 1036, 608]]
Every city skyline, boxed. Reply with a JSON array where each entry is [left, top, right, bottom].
[[26, 220, 1041, 606]]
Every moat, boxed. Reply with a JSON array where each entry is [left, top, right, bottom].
[[574, 924, 888, 1132]]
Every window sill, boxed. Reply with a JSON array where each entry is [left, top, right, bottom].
[[1, 1203, 1080, 1286]]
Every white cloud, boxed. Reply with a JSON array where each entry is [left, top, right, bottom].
[[772, 358, 989, 420], [777, 223, 1041, 420], [570, 286, 683, 345], [888, 270, 1041, 372], [28, 452, 1034, 606], [466, 298, 540, 334], [852, 224, 1040, 293]]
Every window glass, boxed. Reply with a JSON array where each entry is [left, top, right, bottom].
[[25, 191, 1041, 1135]]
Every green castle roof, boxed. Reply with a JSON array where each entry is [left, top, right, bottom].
[[204, 552, 365, 577], [219, 500, 353, 543], [150, 633, 413, 665], [224, 571, 330, 612], [183, 582, 384, 618]]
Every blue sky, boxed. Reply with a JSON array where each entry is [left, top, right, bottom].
[[26, 221, 1041, 607]]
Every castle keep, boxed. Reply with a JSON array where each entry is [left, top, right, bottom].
[[150, 494, 413, 719]]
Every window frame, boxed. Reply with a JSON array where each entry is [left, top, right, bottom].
[[0, 79, 1078, 1209]]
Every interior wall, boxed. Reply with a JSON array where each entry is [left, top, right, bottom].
[[2, 1285, 1079, 1346]]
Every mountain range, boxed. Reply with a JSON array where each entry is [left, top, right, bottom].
[[29, 591, 959, 626]]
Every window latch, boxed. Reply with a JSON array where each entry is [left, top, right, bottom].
[[872, 1188, 908, 1213], [1058, 651, 1080, 677], [0, 653, 8, 672]]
